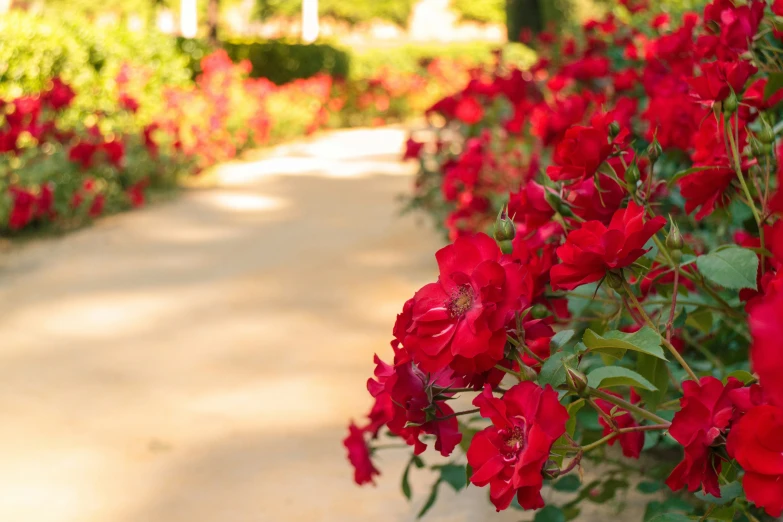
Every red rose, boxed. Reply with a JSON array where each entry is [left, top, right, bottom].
[[687, 60, 757, 105], [749, 290, 783, 407], [550, 201, 666, 291], [727, 405, 783, 517], [467, 383, 568, 511], [666, 376, 743, 497], [68, 142, 98, 170], [102, 140, 125, 168], [596, 390, 644, 459], [455, 95, 484, 125], [402, 137, 424, 160], [44, 78, 76, 111], [508, 182, 555, 231], [343, 423, 379, 486], [7, 186, 36, 230], [366, 345, 462, 456], [546, 116, 621, 184], [402, 233, 533, 375]]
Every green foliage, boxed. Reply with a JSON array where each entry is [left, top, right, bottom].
[[452, 0, 505, 24], [695, 246, 759, 291], [222, 39, 350, 85], [255, 0, 415, 26], [0, 11, 191, 127]]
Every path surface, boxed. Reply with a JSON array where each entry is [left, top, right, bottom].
[[0, 128, 523, 522], [0, 128, 646, 522]]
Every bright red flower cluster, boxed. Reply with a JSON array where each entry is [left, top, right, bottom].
[[350, 0, 783, 519]]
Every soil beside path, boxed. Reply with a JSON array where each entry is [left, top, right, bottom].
[[0, 127, 647, 522], [0, 128, 525, 522]]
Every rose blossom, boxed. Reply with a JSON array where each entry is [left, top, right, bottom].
[[467, 383, 568, 511], [401, 233, 533, 375], [550, 201, 666, 291]]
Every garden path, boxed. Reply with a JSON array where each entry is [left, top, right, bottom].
[[0, 127, 646, 522]]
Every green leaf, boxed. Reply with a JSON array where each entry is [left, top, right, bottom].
[[637, 481, 664, 494], [402, 455, 425, 500], [565, 399, 585, 437], [765, 72, 783, 100], [417, 479, 440, 518], [587, 478, 630, 504], [553, 475, 582, 492], [583, 327, 667, 361], [726, 370, 755, 385], [696, 247, 759, 291], [551, 329, 575, 351], [685, 307, 713, 334], [587, 366, 657, 391], [457, 425, 478, 454], [706, 505, 737, 521], [694, 481, 742, 505], [646, 515, 692, 522], [636, 353, 670, 410], [551, 400, 585, 466], [534, 505, 566, 522], [539, 351, 576, 388], [438, 464, 467, 492]]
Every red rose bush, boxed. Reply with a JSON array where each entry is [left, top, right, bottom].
[[346, 1, 783, 520]]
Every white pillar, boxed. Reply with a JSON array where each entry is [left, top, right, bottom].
[[181, 0, 198, 38], [302, 0, 319, 43]]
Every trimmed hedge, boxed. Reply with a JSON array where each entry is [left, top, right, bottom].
[[222, 39, 350, 85], [218, 39, 537, 86], [256, 0, 415, 26]]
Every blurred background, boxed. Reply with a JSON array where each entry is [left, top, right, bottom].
[[0, 1, 704, 522]]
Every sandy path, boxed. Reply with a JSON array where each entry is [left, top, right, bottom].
[[0, 128, 536, 522]]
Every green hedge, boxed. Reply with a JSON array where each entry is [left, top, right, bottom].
[[256, 0, 415, 26], [453, 0, 506, 24], [0, 11, 191, 127], [222, 39, 350, 85]]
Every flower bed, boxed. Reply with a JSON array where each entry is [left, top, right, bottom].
[[346, 1, 783, 520], [0, 49, 336, 233], [0, 18, 491, 235]]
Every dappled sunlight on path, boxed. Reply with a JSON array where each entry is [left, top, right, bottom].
[[0, 128, 530, 522]]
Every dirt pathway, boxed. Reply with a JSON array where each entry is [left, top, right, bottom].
[[0, 128, 539, 522]]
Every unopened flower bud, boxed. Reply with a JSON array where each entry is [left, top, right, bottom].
[[566, 368, 588, 395], [758, 117, 775, 144], [494, 205, 516, 242], [750, 135, 766, 158], [647, 137, 662, 163], [626, 163, 641, 185], [545, 191, 573, 218], [520, 364, 538, 381], [498, 239, 514, 255], [530, 303, 549, 319], [666, 220, 684, 251], [606, 270, 625, 290], [723, 90, 738, 114], [608, 120, 621, 139]]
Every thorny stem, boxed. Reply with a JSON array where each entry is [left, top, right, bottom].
[[494, 364, 523, 381], [589, 388, 672, 426], [622, 280, 700, 382], [434, 408, 480, 422], [666, 265, 680, 343], [508, 335, 545, 365], [587, 397, 616, 429], [726, 114, 766, 274], [555, 424, 670, 454]]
